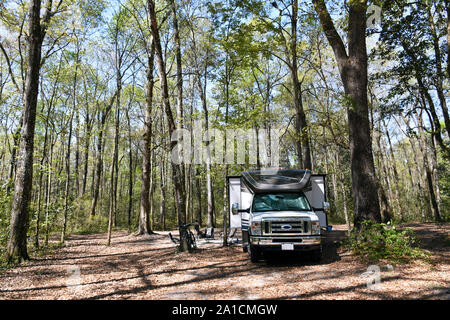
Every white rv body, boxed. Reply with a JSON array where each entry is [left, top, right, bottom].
[[228, 175, 328, 229], [227, 171, 329, 262]]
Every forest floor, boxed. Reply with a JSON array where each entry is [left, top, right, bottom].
[[0, 223, 448, 300]]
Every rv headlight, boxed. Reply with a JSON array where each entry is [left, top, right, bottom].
[[311, 221, 321, 235], [251, 221, 262, 235]]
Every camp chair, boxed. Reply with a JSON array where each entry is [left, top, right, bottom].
[[205, 227, 214, 239], [194, 224, 207, 239], [228, 228, 239, 244]]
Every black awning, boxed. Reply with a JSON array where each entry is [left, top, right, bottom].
[[241, 169, 311, 193]]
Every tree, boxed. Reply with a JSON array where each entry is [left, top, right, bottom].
[[147, 0, 188, 251], [139, 33, 155, 235], [7, 0, 61, 262], [312, 0, 381, 226], [372, 0, 450, 157]]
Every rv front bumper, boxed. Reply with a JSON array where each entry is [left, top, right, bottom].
[[249, 235, 321, 251]]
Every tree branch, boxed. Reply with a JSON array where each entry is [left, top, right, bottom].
[[312, 0, 348, 66]]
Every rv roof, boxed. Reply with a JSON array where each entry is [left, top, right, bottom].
[[242, 169, 311, 193]]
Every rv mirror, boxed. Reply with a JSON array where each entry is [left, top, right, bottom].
[[232, 203, 239, 215], [323, 202, 330, 211]]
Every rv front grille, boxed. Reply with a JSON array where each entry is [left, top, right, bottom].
[[263, 219, 310, 235]]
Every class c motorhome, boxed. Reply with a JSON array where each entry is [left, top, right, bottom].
[[227, 169, 330, 262]]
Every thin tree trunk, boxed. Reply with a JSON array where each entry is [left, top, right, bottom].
[[90, 94, 116, 217], [107, 90, 120, 244], [197, 70, 215, 228], [425, 0, 450, 138], [160, 156, 166, 231], [195, 167, 203, 226], [383, 120, 403, 220], [148, 0, 188, 251], [61, 107, 75, 244], [138, 39, 155, 235], [335, 152, 351, 234], [416, 113, 441, 221], [44, 136, 54, 246], [126, 106, 133, 229]]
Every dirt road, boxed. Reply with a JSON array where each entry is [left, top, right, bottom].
[[0, 224, 448, 299]]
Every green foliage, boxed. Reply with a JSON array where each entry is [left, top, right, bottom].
[[71, 214, 109, 235], [347, 221, 431, 263], [438, 151, 450, 222], [0, 183, 12, 267], [68, 197, 108, 235]]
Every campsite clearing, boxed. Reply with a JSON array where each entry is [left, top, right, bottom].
[[0, 223, 448, 300]]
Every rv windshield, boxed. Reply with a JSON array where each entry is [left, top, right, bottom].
[[252, 193, 311, 212]]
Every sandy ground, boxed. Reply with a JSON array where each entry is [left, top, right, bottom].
[[0, 223, 448, 300]]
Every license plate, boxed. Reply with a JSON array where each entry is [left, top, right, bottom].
[[281, 243, 294, 251]]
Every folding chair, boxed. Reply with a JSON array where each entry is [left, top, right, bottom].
[[205, 227, 214, 239]]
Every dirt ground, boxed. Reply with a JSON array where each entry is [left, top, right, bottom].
[[0, 223, 448, 300]]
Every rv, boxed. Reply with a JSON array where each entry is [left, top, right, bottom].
[[227, 169, 329, 262]]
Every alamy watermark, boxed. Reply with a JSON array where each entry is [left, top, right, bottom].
[[169, 120, 282, 166], [367, 4, 382, 28], [65, 265, 82, 293], [360, 264, 394, 291]]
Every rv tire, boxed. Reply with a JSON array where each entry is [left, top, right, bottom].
[[310, 248, 322, 262], [249, 245, 261, 263]]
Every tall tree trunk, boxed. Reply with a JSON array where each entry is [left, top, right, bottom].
[[138, 39, 155, 235], [7, 126, 21, 192], [107, 90, 120, 244], [375, 129, 395, 220], [44, 136, 54, 246], [7, 0, 47, 262], [170, 0, 183, 132], [148, 0, 187, 250], [170, 0, 188, 223], [401, 115, 429, 220], [334, 152, 351, 234], [160, 153, 166, 231], [195, 167, 203, 226], [313, 0, 381, 226], [81, 102, 93, 196], [416, 113, 441, 221], [197, 69, 215, 228], [382, 120, 403, 220], [126, 106, 133, 229], [425, 0, 450, 138], [61, 108, 75, 244], [89, 116, 103, 217], [112, 81, 121, 228], [34, 80, 55, 248], [278, 0, 312, 169], [90, 94, 116, 217], [61, 45, 80, 244], [446, 0, 450, 77], [430, 135, 442, 216]]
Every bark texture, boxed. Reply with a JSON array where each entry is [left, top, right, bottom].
[[312, 0, 381, 226]]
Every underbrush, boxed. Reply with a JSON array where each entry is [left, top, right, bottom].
[[0, 183, 12, 269], [346, 221, 431, 263], [70, 214, 109, 235]]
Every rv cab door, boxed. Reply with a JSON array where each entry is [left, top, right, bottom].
[[304, 175, 328, 228], [228, 177, 242, 229]]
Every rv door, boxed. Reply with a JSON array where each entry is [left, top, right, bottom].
[[304, 175, 328, 228], [228, 177, 242, 229]]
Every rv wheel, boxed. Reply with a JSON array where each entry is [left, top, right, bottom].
[[310, 249, 322, 262], [249, 245, 261, 263]]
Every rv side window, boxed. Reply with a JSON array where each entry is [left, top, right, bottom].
[[252, 193, 311, 212]]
